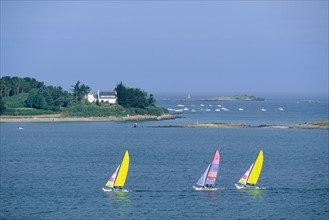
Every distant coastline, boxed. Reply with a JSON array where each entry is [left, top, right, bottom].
[[181, 94, 265, 101]]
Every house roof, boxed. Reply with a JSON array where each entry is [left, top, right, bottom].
[[99, 91, 116, 97]]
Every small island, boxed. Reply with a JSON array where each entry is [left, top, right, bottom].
[[206, 94, 265, 101], [180, 94, 265, 102]]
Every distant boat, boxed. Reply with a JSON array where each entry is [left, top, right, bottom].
[[235, 150, 263, 189], [18, 127, 24, 130], [193, 149, 220, 191], [221, 107, 229, 111], [260, 108, 267, 112], [178, 104, 184, 107], [102, 150, 130, 192], [277, 108, 284, 111], [215, 109, 221, 112], [238, 108, 244, 111]]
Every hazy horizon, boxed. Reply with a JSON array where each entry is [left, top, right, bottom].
[[1, 1, 328, 97]]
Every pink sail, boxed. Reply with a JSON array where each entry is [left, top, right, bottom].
[[105, 165, 120, 188], [205, 149, 220, 186], [196, 149, 220, 187], [238, 163, 254, 185]]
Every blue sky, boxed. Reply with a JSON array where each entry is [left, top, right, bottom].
[[1, 1, 328, 97]]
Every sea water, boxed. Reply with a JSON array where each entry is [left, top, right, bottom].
[[1, 97, 328, 219]]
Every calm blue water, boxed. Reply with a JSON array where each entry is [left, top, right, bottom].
[[1, 97, 328, 219]]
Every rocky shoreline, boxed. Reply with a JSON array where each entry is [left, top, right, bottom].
[[0, 114, 177, 122], [149, 121, 329, 130], [1, 115, 327, 130]]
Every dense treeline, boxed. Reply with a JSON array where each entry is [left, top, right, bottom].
[[0, 76, 90, 111], [0, 76, 44, 97], [115, 82, 155, 108], [0, 76, 167, 116]]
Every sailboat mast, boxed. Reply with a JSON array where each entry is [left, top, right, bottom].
[[246, 162, 256, 184]]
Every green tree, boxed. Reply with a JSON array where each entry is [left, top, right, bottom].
[[71, 81, 91, 102], [148, 94, 156, 106], [115, 82, 151, 108], [39, 87, 54, 108], [115, 82, 128, 107], [25, 89, 48, 109], [0, 76, 12, 97], [0, 76, 45, 97], [0, 96, 7, 115]]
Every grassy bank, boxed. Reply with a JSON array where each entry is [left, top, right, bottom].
[[2, 103, 169, 118]]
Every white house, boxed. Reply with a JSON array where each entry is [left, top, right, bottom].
[[86, 90, 117, 104], [97, 90, 117, 104], [86, 93, 96, 103]]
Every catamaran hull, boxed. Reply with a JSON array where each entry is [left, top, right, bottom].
[[193, 186, 219, 191], [235, 183, 259, 190], [102, 187, 128, 192]]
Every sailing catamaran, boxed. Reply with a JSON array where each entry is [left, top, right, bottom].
[[193, 149, 220, 191], [102, 150, 129, 192], [235, 149, 263, 189]]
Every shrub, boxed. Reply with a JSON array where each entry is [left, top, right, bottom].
[[64, 104, 128, 117]]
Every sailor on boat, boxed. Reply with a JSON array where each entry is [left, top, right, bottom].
[[113, 186, 123, 190]]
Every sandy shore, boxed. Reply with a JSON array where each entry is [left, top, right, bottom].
[[0, 114, 177, 122]]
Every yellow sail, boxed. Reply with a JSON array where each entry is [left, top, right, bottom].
[[247, 150, 263, 185], [114, 150, 129, 187]]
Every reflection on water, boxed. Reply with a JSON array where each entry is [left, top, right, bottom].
[[104, 191, 130, 203], [238, 188, 264, 200], [246, 188, 263, 198]]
